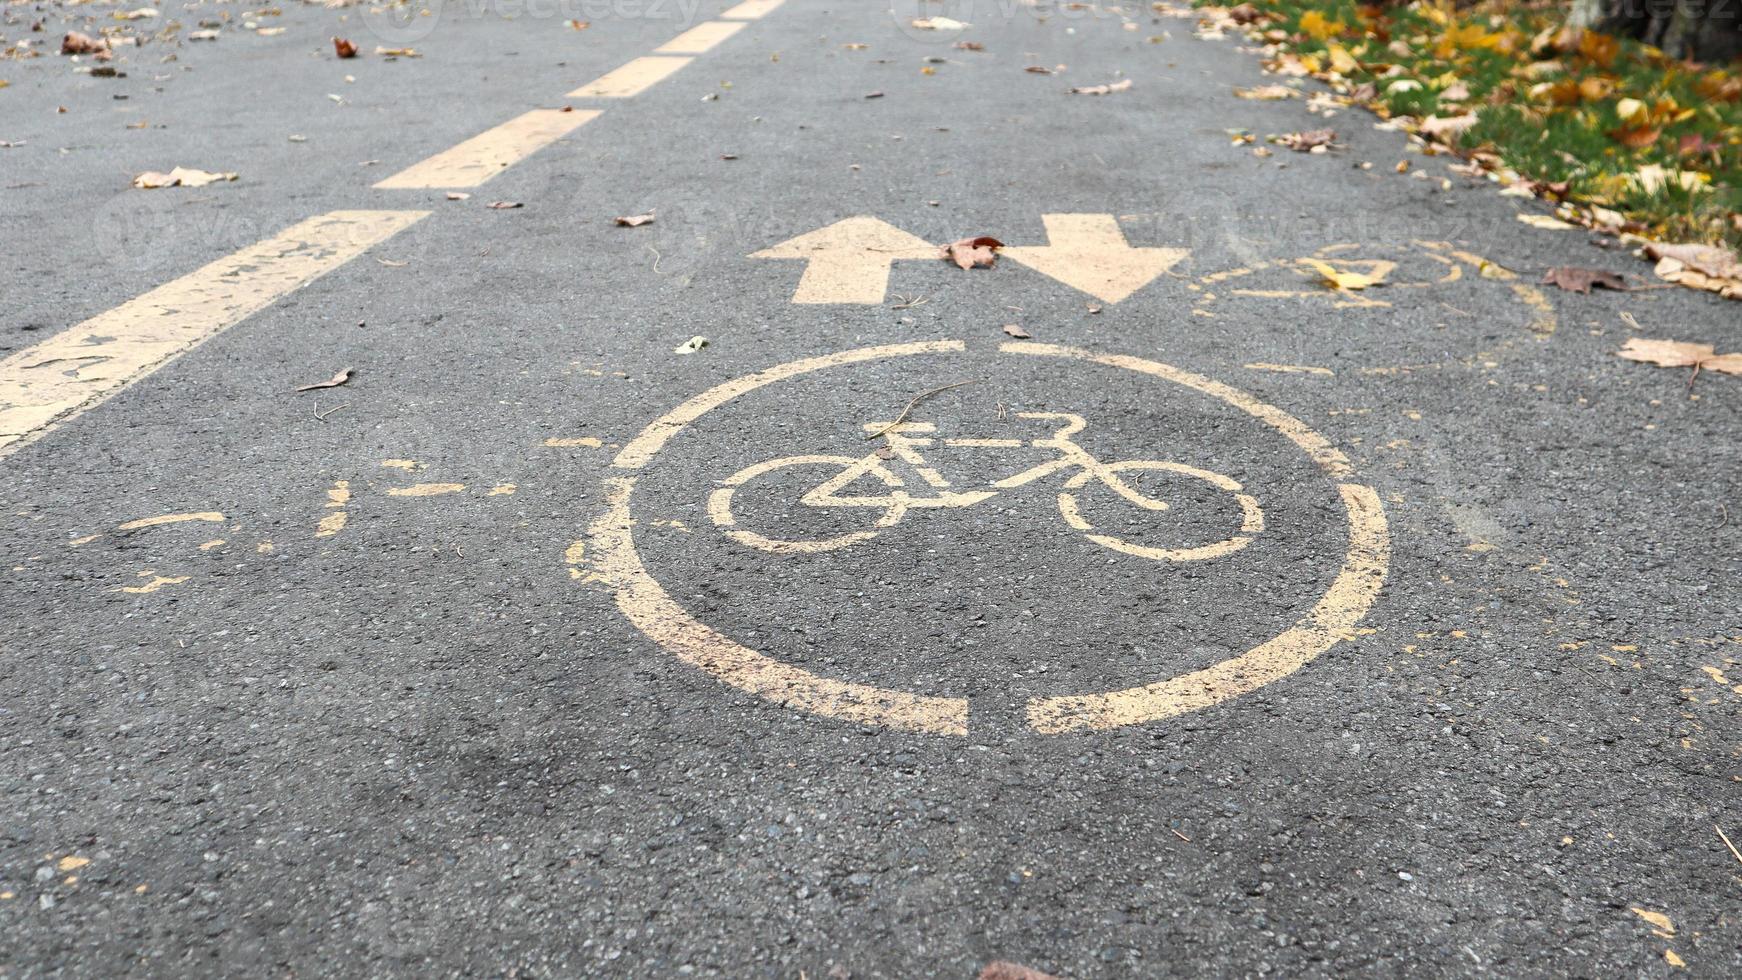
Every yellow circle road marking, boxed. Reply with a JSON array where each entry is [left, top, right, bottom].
[[587, 340, 1390, 735]]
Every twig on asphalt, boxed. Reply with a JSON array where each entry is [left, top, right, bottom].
[[865, 379, 979, 441], [1718, 824, 1742, 867], [646, 245, 663, 274], [1170, 828, 1192, 842], [313, 402, 348, 422]]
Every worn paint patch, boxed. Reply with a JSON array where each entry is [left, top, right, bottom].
[[544, 437, 603, 448], [315, 512, 349, 537], [386, 483, 465, 497], [120, 573, 189, 594], [487, 484, 517, 496], [116, 512, 224, 532]]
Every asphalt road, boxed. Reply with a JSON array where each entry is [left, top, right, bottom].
[[2, 1, 1739, 977]]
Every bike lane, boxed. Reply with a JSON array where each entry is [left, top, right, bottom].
[[0, 2, 1738, 976]]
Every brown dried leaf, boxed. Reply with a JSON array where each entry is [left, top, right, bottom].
[[61, 31, 110, 56], [953, 41, 984, 51], [1234, 84, 1297, 100], [488, 201, 524, 209], [1617, 338, 1742, 377], [1002, 324, 1030, 339], [1279, 128, 1336, 152], [939, 236, 1003, 270], [333, 37, 357, 58], [1069, 78, 1131, 95], [1607, 124, 1660, 150], [614, 212, 654, 226], [1540, 267, 1627, 294], [296, 368, 353, 392]]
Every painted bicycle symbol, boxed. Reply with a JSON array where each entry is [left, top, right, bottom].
[[707, 412, 1265, 561]]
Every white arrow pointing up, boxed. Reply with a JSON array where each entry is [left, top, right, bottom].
[[750, 216, 936, 304], [1002, 214, 1188, 304]]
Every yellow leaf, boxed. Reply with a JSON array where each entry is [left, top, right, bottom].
[[1616, 97, 1646, 122], [1299, 11, 1344, 41], [1328, 44, 1358, 74], [1302, 259, 1383, 291]]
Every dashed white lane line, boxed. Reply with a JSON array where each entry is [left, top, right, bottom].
[[656, 20, 748, 54], [374, 109, 602, 190], [0, 211, 428, 460], [568, 56, 695, 98], [721, 0, 786, 19]]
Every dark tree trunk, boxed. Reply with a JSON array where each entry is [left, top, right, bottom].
[[1571, 0, 1742, 63]]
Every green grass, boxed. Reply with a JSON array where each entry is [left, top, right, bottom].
[[1201, 1, 1742, 247]]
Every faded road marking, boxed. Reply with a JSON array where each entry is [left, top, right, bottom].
[[0, 211, 427, 460], [385, 483, 466, 497], [591, 476, 970, 735], [750, 217, 938, 304], [656, 20, 747, 54], [599, 340, 1388, 735], [1028, 483, 1388, 733], [569, 56, 693, 98], [721, 0, 785, 18], [116, 512, 225, 531], [375, 109, 600, 189], [120, 573, 189, 595], [613, 340, 964, 469]]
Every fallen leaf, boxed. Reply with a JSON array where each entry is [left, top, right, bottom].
[[132, 166, 237, 189], [911, 17, 970, 30], [864, 90, 885, 99], [296, 368, 353, 392], [1642, 242, 1742, 280], [614, 212, 654, 227], [188, 30, 219, 41], [674, 336, 709, 354], [953, 41, 984, 51], [939, 236, 1003, 270], [1419, 113, 1478, 140], [61, 32, 110, 56], [1069, 79, 1132, 95], [333, 37, 357, 58], [1002, 324, 1030, 339], [1617, 338, 1742, 379], [446, 191, 470, 201], [375, 46, 421, 58], [1540, 267, 1627, 294], [1608, 125, 1660, 150], [1302, 258, 1383, 291], [113, 7, 159, 20], [1234, 84, 1297, 100], [1279, 128, 1336, 152], [1025, 66, 1052, 74], [1517, 213, 1576, 230], [566, 19, 590, 30]]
